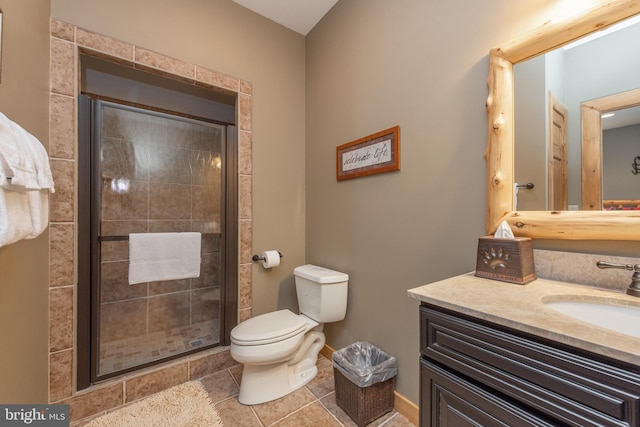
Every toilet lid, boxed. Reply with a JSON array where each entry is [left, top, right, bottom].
[[231, 309, 308, 345]]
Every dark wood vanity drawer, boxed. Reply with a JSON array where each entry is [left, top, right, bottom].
[[420, 304, 640, 427], [421, 359, 557, 427]]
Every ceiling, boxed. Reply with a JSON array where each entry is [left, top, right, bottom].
[[232, 0, 339, 36]]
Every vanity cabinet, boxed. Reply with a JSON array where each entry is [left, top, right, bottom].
[[420, 304, 640, 427]]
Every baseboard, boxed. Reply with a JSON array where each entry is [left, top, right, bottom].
[[319, 343, 335, 360], [321, 344, 419, 425]]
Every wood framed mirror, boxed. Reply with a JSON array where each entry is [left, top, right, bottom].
[[486, 0, 640, 240]]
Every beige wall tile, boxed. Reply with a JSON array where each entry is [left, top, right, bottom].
[[99, 240, 128, 262], [101, 181, 149, 221], [240, 80, 252, 95], [49, 287, 74, 352], [100, 299, 147, 342], [148, 292, 191, 333], [238, 93, 252, 132], [50, 19, 75, 42], [50, 94, 75, 159], [149, 278, 190, 296], [191, 252, 220, 289], [239, 130, 252, 175], [49, 159, 75, 222], [239, 308, 252, 323], [191, 185, 218, 220], [195, 67, 239, 93], [77, 28, 134, 60], [50, 37, 75, 96], [148, 183, 191, 220], [64, 383, 123, 421], [135, 48, 194, 79], [125, 363, 188, 402], [239, 220, 252, 264], [239, 264, 252, 310], [189, 350, 237, 380], [50, 350, 74, 402], [239, 175, 252, 221], [49, 223, 74, 288], [191, 286, 220, 323], [100, 261, 146, 303]]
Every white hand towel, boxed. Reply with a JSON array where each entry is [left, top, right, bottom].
[[0, 113, 55, 247], [27, 189, 50, 238], [0, 112, 55, 192], [128, 232, 202, 285], [0, 187, 33, 247]]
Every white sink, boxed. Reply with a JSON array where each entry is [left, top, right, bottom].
[[544, 299, 640, 338]]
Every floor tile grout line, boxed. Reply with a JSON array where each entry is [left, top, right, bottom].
[[266, 400, 314, 426], [316, 393, 347, 427], [250, 404, 266, 427], [378, 412, 398, 426]]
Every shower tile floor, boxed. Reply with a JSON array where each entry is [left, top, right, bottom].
[[98, 319, 219, 376]]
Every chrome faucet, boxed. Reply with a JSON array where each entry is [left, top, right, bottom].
[[596, 261, 640, 297]]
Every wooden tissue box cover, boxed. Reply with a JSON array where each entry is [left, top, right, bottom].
[[475, 236, 536, 285]]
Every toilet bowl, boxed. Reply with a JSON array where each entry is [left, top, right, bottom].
[[230, 264, 348, 405]]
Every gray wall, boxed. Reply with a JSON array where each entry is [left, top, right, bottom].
[[305, 0, 563, 403], [0, 0, 51, 403], [603, 124, 640, 200]]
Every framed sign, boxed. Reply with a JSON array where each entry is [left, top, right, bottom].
[[336, 126, 400, 181]]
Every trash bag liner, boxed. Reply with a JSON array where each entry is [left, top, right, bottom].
[[332, 341, 398, 387]]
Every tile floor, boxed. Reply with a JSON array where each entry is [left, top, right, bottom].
[[201, 355, 417, 427]]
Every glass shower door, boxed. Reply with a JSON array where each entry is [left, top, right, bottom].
[[93, 100, 225, 378]]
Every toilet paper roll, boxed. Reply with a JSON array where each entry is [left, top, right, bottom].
[[261, 250, 280, 268]]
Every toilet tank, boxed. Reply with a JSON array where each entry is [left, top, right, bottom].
[[294, 264, 348, 323]]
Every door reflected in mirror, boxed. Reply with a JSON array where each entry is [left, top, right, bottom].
[[514, 15, 640, 211]]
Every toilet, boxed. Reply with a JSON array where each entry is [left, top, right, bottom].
[[230, 264, 349, 405]]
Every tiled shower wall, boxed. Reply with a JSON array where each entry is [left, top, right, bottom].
[[99, 108, 222, 348], [48, 19, 254, 420]]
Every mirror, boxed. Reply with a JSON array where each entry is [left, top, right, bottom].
[[486, 0, 640, 240], [513, 16, 640, 211], [582, 88, 640, 209]]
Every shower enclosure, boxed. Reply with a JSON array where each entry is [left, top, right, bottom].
[[76, 56, 238, 388]]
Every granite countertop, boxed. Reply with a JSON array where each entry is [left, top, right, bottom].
[[407, 273, 640, 366]]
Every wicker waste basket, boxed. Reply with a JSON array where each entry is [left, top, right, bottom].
[[332, 342, 398, 427]]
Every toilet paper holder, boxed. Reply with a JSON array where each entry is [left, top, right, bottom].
[[252, 251, 284, 262]]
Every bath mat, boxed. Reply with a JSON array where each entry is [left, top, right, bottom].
[[85, 381, 223, 427]]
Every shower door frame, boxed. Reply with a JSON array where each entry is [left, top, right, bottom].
[[77, 94, 238, 389]]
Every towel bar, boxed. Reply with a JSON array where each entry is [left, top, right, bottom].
[[99, 233, 220, 242]]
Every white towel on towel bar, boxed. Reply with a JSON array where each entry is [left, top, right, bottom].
[[128, 232, 202, 285]]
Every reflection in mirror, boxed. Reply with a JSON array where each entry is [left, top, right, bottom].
[[582, 88, 640, 209], [486, 0, 640, 240], [603, 106, 640, 204], [513, 15, 640, 211]]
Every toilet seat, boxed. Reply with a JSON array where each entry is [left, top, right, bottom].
[[231, 309, 308, 346]]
